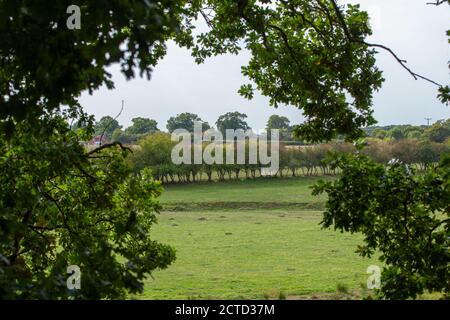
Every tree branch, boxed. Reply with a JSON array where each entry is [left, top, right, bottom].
[[426, 0, 447, 6], [329, 0, 443, 87], [99, 100, 124, 146], [87, 141, 132, 156]]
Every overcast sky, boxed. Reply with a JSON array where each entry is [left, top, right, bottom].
[[79, 0, 450, 130]]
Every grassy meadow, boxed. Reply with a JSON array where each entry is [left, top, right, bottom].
[[135, 177, 381, 300], [160, 176, 329, 204]]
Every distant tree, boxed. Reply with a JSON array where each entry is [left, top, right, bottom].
[[125, 117, 159, 135], [372, 129, 387, 140], [70, 115, 95, 134], [130, 132, 174, 171], [391, 139, 419, 164], [94, 116, 122, 140], [216, 112, 250, 134], [406, 129, 423, 139], [111, 128, 136, 144], [417, 141, 446, 170], [267, 115, 291, 130], [110, 118, 159, 144], [267, 115, 293, 141], [166, 113, 210, 133], [387, 127, 406, 140], [361, 139, 392, 164], [128, 132, 181, 183], [425, 119, 450, 143]]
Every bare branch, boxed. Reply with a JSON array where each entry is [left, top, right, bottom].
[[329, 0, 443, 87], [99, 100, 124, 146], [426, 0, 447, 6], [87, 141, 132, 156], [199, 9, 213, 28]]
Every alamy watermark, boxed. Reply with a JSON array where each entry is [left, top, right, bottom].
[[170, 122, 280, 174], [66, 5, 81, 30], [67, 265, 81, 290], [366, 265, 381, 290]]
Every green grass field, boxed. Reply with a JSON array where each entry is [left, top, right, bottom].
[[138, 210, 378, 299], [137, 177, 380, 300], [160, 176, 329, 204]]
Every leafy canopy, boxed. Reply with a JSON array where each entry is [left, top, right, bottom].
[[125, 117, 159, 135], [0, 0, 191, 298], [216, 111, 250, 134], [267, 115, 290, 130], [94, 116, 122, 140], [166, 112, 210, 133], [1, 0, 388, 142], [313, 152, 450, 299], [0, 113, 175, 298]]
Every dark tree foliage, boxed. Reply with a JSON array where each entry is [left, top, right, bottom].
[[425, 119, 450, 143], [313, 151, 450, 299], [267, 115, 290, 131], [125, 117, 159, 135], [0, 1, 445, 136], [312, 1, 450, 299], [194, 1, 384, 141], [0, 0, 190, 298], [0, 112, 175, 298], [94, 116, 122, 140], [216, 111, 250, 134], [267, 115, 294, 141], [110, 117, 159, 144], [166, 112, 210, 133]]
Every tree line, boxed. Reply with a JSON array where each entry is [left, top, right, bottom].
[[128, 133, 450, 184], [93, 112, 450, 146], [91, 112, 296, 144], [364, 119, 450, 143]]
